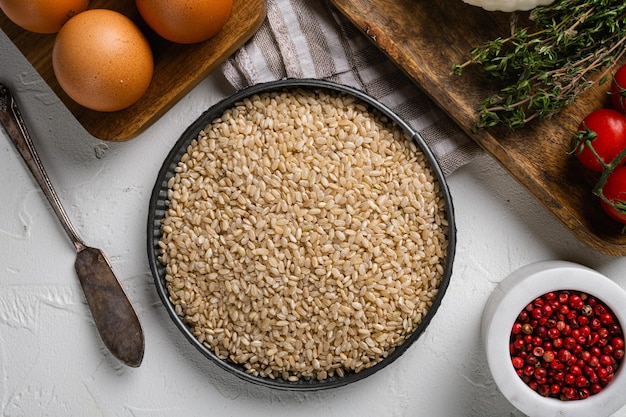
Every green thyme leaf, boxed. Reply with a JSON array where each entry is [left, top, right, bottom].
[[454, 0, 626, 130]]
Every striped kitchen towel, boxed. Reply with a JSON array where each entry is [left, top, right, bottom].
[[220, 0, 482, 176]]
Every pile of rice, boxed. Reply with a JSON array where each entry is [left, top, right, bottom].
[[158, 88, 449, 382]]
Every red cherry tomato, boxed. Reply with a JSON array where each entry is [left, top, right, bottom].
[[574, 108, 626, 172], [600, 165, 626, 223], [610, 64, 626, 114]]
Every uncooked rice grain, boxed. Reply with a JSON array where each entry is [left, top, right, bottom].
[[158, 88, 449, 382]]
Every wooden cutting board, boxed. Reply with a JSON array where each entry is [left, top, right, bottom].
[[330, 0, 626, 256], [0, 0, 266, 141]]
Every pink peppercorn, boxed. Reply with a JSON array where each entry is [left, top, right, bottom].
[[510, 290, 624, 401]]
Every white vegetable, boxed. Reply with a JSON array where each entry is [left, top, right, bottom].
[[462, 0, 555, 11]]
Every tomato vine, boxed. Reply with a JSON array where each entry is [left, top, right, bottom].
[[573, 65, 626, 226]]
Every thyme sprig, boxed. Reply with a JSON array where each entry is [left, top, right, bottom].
[[453, 0, 626, 130]]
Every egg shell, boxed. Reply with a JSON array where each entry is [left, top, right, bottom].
[[52, 9, 154, 112], [0, 0, 89, 34], [135, 0, 233, 44]]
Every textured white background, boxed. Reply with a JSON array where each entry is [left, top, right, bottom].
[[2, 28, 626, 417]]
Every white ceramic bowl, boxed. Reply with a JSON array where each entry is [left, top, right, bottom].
[[461, 0, 555, 12], [482, 260, 626, 417]]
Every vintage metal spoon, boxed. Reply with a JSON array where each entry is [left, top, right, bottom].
[[0, 83, 144, 367]]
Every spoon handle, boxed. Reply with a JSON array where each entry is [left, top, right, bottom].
[[0, 83, 144, 367], [0, 84, 84, 248]]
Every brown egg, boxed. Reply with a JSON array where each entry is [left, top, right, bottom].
[[0, 0, 89, 34], [52, 9, 154, 112], [135, 0, 232, 44]]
